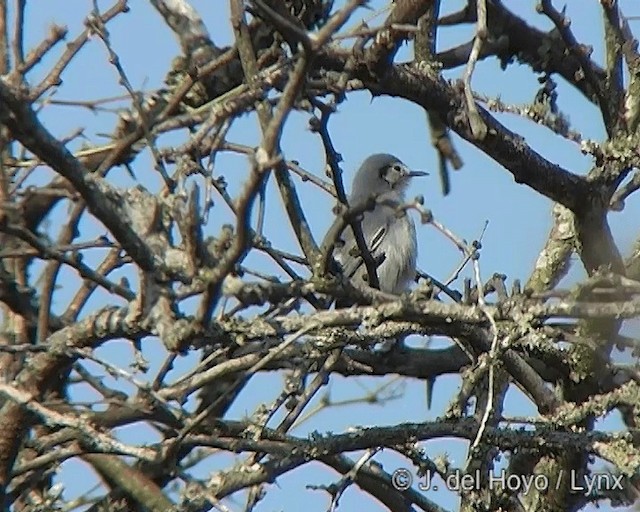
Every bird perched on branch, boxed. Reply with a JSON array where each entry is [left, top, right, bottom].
[[323, 153, 427, 299], [323, 153, 436, 408]]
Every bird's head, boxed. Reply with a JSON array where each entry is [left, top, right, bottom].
[[350, 153, 427, 203]]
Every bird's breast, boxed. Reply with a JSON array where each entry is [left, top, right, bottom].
[[375, 214, 417, 294]]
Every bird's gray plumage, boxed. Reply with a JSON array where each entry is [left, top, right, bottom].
[[324, 153, 431, 404], [325, 153, 426, 296]]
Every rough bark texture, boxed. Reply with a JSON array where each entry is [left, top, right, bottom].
[[0, 1, 639, 511]]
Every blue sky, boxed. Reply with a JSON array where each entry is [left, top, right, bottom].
[[12, 0, 640, 510]]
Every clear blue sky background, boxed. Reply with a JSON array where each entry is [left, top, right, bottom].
[[12, 0, 640, 511]]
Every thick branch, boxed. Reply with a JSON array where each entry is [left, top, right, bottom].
[[0, 81, 163, 277], [316, 51, 591, 211]]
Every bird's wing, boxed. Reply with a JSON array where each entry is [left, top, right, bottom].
[[334, 218, 388, 283]]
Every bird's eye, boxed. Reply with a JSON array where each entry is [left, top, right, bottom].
[[379, 163, 404, 186]]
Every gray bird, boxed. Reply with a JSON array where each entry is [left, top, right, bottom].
[[324, 153, 436, 408], [324, 153, 427, 297]]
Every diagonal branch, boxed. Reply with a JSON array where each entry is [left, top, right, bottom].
[[540, 0, 616, 135], [316, 51, 591, 211], [439, 2, 607, 105], [0, 306, 143, 501], [0, 80, 178, 279]]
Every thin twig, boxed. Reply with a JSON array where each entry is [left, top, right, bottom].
[[461, 0, 488, 140]]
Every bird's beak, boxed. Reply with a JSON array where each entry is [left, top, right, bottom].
[[407, 170, 429, 178]]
